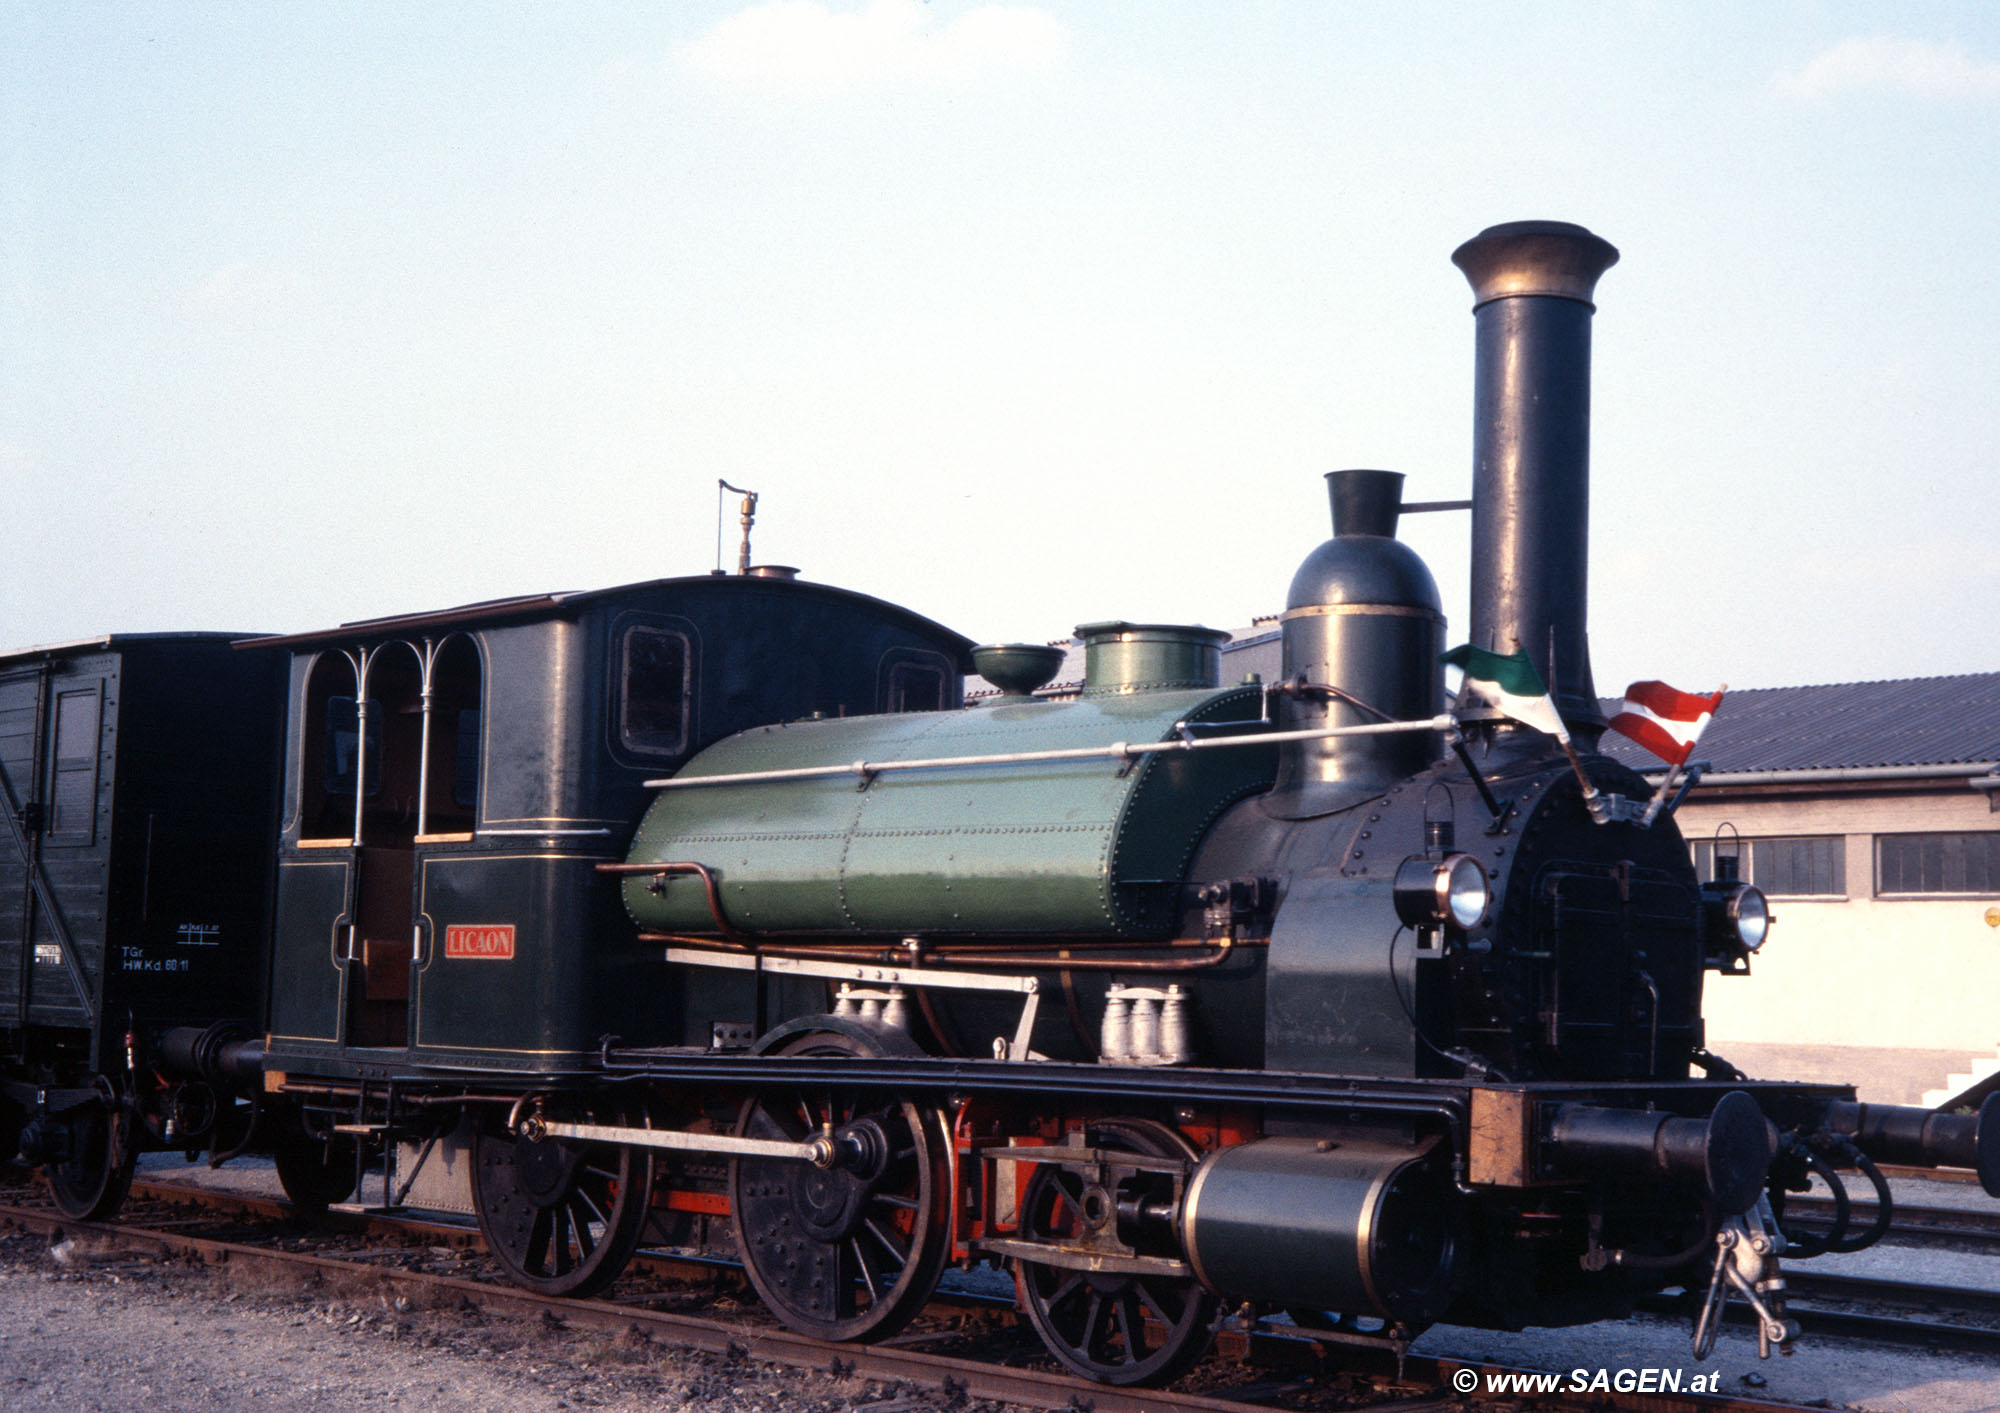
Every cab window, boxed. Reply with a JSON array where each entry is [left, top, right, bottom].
[[621, 627, 692, 756]]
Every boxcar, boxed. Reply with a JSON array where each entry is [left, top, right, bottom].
[[0, 634, 286, 1215]]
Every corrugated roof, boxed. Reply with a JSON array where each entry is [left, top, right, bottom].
[[968, 620, 2000, 776], [1596, 673, 2000, 773]]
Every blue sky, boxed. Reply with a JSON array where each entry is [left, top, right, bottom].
[[4, 2, 1997, 691]]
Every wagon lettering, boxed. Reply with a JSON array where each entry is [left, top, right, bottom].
[[445, 925, 515, 959]]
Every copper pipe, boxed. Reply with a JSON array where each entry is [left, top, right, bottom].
[[597, 861, 748, 940], [637, 931, 1250, 973], [1056, 959, 1092, 1054], [914, 987, 966, 1059], [638, 934, 880, 961]]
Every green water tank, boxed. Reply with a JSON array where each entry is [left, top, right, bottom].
[[622, 686, 1275, 939]]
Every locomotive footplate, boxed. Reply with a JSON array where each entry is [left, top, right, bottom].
[[270, 1048, 2000, 1192]]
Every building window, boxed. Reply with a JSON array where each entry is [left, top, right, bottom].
[[1876, 832, 2000, 896], [621, 627, 692, 756], [1690, 835, 1845, 897]]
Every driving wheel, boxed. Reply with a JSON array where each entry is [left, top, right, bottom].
[[1015, 1118, 1218, 1386], [472, 1112, 654, 1297], [730, 1027, 952, 1342]]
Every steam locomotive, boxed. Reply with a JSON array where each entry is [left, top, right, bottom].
[[4, 221, 1995, 1386]]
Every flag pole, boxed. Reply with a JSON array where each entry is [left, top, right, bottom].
[[1639, 761, 1681, 829], [1639, 682, 1725, 827], [1558, 733, 1606, 819]]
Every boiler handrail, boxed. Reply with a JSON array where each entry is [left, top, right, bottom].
[[641, 714, 1454, 791]]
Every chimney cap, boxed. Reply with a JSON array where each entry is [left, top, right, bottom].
[[1451, 220, 1619, 310]]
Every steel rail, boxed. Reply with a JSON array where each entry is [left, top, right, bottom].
[[1782, 1195, 2000, 1252], [1786, 1268, 2000, 1318], [1640, 1284, 2000, 1358]]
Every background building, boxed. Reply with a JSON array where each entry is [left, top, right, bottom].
[[1602, 673, 2000, 1107]]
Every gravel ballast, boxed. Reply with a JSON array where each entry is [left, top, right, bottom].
[[0, 1227, 978, 1413]]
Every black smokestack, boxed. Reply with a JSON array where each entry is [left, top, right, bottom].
[[1451, 220, 1619, 744]]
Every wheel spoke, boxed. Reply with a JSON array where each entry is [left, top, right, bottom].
[[554, 1205, 577, 1274], [567, 1198, 597, 1258], [1116, 1291, 1146, 1359], [1136, 1281, 1175, 1328], [861, 1214, 910, 1268], [1082, 1292, 1109, 1358], [1054, 1168, 1087, 1210], [572, 1182, 610, 1229], [526, 1207, 555, 1276], [1047, 1270, 1085, 1311], [849, 1237, 882, 1300]]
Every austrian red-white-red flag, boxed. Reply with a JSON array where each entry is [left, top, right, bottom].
[[1607, 681, 1724, 766]]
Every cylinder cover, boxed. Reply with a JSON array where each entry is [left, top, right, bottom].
[[1181, 1137, 1459, 1322]]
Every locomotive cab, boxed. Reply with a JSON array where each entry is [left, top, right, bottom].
[[250, 576, 970, 1078]]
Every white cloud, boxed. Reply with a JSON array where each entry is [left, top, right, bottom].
[[1775, 35, 2000, 101], [189, 262, 294, 313], [683, 0, 1068, 90]]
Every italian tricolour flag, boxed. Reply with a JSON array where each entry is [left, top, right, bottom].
[[1607, 680, 1724, 766], [1441, 645, 1569, 741]]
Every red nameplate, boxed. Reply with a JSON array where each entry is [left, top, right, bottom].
[[444, 924, 515, 959]]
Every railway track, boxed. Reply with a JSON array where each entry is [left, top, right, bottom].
[[0, 1171, 1852, 1413], [1780, 1194, 2000, 1253]]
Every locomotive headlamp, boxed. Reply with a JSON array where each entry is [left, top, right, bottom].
[[1701, 879, 1770, 972], [1726, 885, 1770, 951], [1394, 852, 1490, 931]]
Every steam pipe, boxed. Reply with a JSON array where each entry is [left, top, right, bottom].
[[1453, 221, 1619, 745]]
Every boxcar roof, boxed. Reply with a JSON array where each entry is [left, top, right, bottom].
[[232, 574, 975, 664], [0, 631, 266, 666]]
